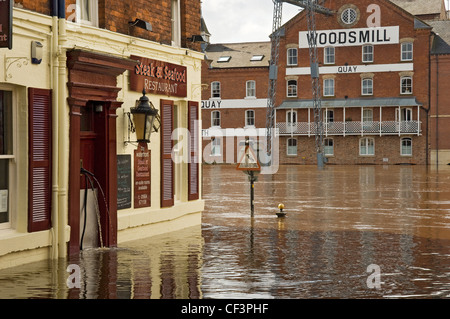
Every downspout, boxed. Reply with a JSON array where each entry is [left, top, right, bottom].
[[435, 54, 439, 166], [50, 0, 59, 259], [57, 0, 68, 259]]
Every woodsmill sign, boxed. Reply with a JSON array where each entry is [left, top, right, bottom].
[[299, 26, 399, 49], [0, 0, 12, 49], [130, 55, 187, 98]]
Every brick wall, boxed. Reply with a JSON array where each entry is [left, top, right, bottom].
[[202, 66, 269, 100], [16, 0, 202, 50], [275, 0, 430, 165], [14, 0, 51, 15], [279, 135, 426, 165], [430, 54, 450, 150], [278, 0, 430, 106]]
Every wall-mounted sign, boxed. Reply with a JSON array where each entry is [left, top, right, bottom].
[[286, 62, 414, 76], [201, 98, 268, 109], [117, 154, 132, 210], [134, 142, 151, 209], [130, 55, 187, 98], [299, 26, 399, 49], [0, 0, 13, 49]]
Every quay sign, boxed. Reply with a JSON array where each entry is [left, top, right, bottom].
[[299, 26, 399, 49], [0, 0, 12, 49], [130, 55, 187, 98]]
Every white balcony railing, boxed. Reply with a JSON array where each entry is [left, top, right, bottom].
[[277, 121, 421, 136]]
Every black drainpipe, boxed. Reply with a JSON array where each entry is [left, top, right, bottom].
[[436, 54, 439, 166], [52, 0, 65, 19]]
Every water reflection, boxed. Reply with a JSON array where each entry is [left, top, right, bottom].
[[201, 165, 450, 298], [0, 225, 203, 299], [0, 165, 450, 298]]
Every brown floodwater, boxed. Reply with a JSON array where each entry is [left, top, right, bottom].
[[0, 164, 450, 299]]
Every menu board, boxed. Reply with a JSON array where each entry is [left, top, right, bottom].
[[134, 143, 151, 208], [117, 154, 131, 210]]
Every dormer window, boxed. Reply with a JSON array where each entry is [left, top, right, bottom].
[[250, 55, 264, 61], [217, 56, 231, 63]]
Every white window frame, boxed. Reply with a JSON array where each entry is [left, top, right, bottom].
[[401, 137, 412, 156], [363, 108, 373, 122], [401, 42, 413, 61], [400, 76, 413, 94], [76, 0, 99, 27], [359, 137, 375, 156], [396, 108, 413, 122], [362, 45, 374, 63], [287, 80, 298, 97], [323, 78, 335, 97], [324, 138, 334, 156], [324, 47, 335, 65], [324, 109, 334, 123], [211, 81, 221, 98], [287, 111, 297, 125], [211, 110, 221, 127], [362, 78, 373, 95], [246, 80, 256, 98], [211, 138, 221, 156], [171, 0, 181, 47], [287, 138, 297, 156], [287, 48, 298, 66], [245, 110, 255, 127]]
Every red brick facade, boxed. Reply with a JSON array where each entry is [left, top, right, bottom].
[[201, 0, 436, 166], [430, 54, 450, 163], [16, 0, 201, 50], [274, 0, 431, 165]]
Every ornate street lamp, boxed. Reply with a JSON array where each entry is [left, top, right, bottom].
[[128, 89, 159, 144]]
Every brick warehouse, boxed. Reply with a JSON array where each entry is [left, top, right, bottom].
[[201, 42, 271, 164], [201, 0, 450, 166]]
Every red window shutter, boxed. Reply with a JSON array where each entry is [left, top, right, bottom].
[[160, 100, 174, 208], [188, 101, 199, 201], [28, 88, 52, 233]]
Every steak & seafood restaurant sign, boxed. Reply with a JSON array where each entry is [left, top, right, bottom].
[[0, 0, 13, 49], [130, 55, 187, 98]]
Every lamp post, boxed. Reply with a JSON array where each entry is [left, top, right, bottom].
[[130, 89, 158, 143]]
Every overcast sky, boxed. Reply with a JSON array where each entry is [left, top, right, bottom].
[[202, 1, 450, 44], [202, 0, 302, 43]]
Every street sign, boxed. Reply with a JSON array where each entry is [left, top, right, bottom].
[[0, 0, 12, 50], [236, 144, 261, 171]]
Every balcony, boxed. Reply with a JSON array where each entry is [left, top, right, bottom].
[[276, 121, 421, 136]]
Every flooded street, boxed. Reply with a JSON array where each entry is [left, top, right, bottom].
[[1, 165, 450, 299]]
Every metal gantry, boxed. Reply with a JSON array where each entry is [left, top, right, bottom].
[[265, 0, 333, 167]]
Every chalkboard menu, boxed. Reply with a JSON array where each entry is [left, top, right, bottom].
[[117, 154, 132, 210], [134, 143, 151, 208]]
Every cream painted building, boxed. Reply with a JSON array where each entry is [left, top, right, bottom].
[[0, 3, 204, 270]]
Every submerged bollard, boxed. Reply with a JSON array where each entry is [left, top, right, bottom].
[[276, 203, 286, 218]]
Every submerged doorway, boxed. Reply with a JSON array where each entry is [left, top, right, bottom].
[[67, 49, 136, 256], [79, 101, 107, 250]]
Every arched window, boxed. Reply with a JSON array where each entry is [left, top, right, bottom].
[[287, 80, 297, 97]]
